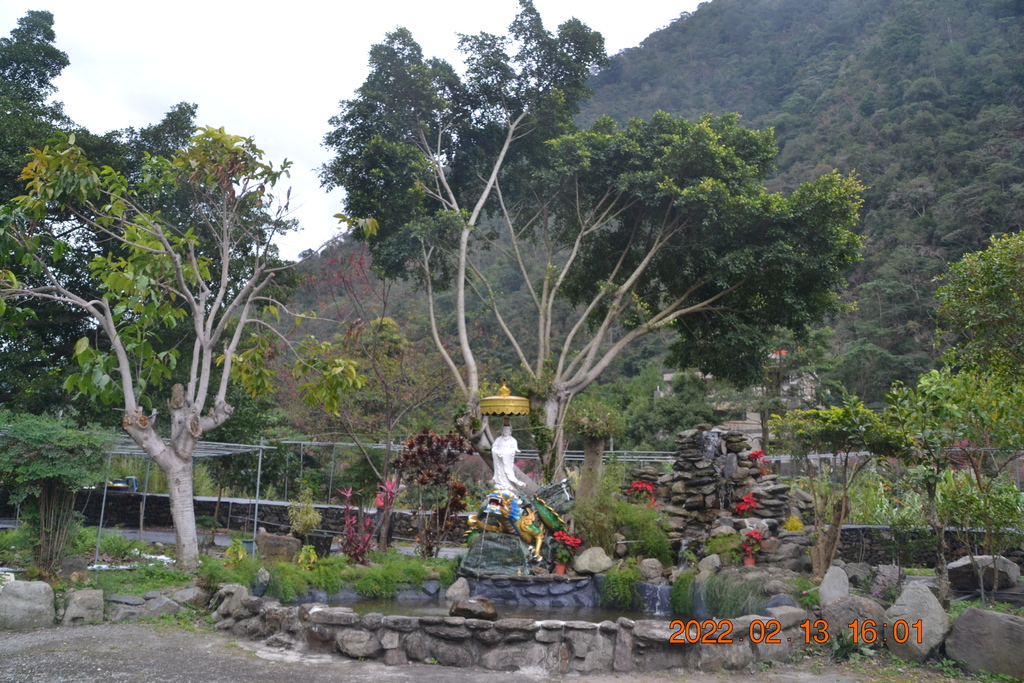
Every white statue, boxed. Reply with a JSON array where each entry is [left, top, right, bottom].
[[491, 423, 525, 495]]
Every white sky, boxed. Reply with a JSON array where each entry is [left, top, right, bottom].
[[1, 1, 701, 259]]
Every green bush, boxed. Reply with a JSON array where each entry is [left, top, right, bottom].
[[670, 569, 697, 616], [601, 561, 643, 610], [65, 524, 99, 556], [705, 534, 742, 566], [266, 562, 310, 602], [99, 532, 148, 560], [572, 462, 673, 564], [355, 567, 397, 598], [793, 575, 819, 609], [703, 572, 767, 619]]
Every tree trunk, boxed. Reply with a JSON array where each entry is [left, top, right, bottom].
[[165, 454, 200, 570], [926, 496, 949, 608], [577, 434, 606, 505]]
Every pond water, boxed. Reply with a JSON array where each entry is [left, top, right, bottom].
[[331, 598, 650, 623]]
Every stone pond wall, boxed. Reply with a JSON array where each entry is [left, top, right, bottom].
[[209, 582, 817, 674]]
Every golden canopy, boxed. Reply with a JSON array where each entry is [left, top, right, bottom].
[[479, 382, 530, 416]]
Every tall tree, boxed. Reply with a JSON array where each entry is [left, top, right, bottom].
[[0, 128, 364, 568], [324, 3, 863, 482], [936, 231, 1024, 384]]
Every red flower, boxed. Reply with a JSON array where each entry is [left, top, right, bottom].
[[734, 492, 759, 516], [553, 531, 582, 549]]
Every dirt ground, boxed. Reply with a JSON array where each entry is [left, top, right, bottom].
[[0, 622, 967, 683]]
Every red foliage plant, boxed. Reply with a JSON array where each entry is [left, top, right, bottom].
[[734, 492, 759, 517]]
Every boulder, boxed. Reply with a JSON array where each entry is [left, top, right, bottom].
[[870, 564, 904, 597], [818, 566, 850, 605], [144, 596, 183, 616], [710, 525, 738, 538], [697, 554, 721, 573], [336, 628, 383, 658], [948, 555, 1020, 591], [945, 607, 1024, 679], [58, 556, 88, 578], [574, 547, 613, 575], [61, 589, 104, 626], [843, 562, 873, 588], [255, 527, 301, 564], [213, 583, 249, 617], [884, 582, 949, 662], [0, 580, 54, 630], [171, 587, 210, 608], [445, 577, 470, 602], [638, 558, 664, 581], [450, 597, 497, 621], [821, 595, 884, 644]]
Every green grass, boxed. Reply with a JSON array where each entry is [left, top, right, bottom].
[[670, 569, 697, 616], [601, 561, 643, 610], [703, 571, 768, 619], [84, 562, 192, 596]]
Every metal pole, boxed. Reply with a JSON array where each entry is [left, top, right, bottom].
[[299, 443, 304, 491], [283, 449, 289, 501], [327, 443, 336, 504], [252, 440, 264, 543], [94, 453, 113, 565], [138, 458, 151, 541]]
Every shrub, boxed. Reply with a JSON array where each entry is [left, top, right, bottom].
[[355, 566, 397, 598], [601, 560, 643, 610], [705, 534, 743, 566], [670, 569, 697, 616], [99, 532, 148, 560], [793, 575, 819, 609], [782, 515, 805, 532], [266, 562, 310, 602]]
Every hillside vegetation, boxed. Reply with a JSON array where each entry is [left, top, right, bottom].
[[582, 0, 1024, 404]]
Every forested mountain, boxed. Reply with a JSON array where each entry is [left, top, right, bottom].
[[581, 0, 1024, 405]]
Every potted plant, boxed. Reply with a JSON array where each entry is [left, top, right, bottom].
[[289, 488, 330, 556], [551, 530, 582, 574], [740, 529, 764, 566]]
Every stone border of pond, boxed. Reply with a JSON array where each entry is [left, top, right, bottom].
[[212, 581, 815, 674]]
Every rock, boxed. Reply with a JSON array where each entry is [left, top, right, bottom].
[[819, 566, 850, 605], [0, 581, 54, 629], [697, 554, 721, 573], [870, 564, 904, 597], [574, 547, 613, 575], [171, 587, 210, 608], [710, 525, 738, 537], [58, 556, 88, 578], [110, 605, 145, 622], [843, 562, 873, 588], [145, 596, 183, 616], [213, 584, 249, 617], [638, 558, 664, 581], [948, 555, 1020, 591], [255, 528, 301, 564], [765, 593, 797, 610], [61, 589, 104, 626], [106, 594, 145, 606], [945, 607, 1024, 678], [821, 596, 885, 643], [445, 577, 470, 602], [335, 628, 383, 658], [884, 582, 949, 663], [450, 597, 497, 621]]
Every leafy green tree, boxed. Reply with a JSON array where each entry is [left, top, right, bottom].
[[771, 396, 903, 578], [0, 128, 365, 569], [937, 231, 1024, 383], [888, 368, 1024, 605], [324, 1, 864, 484], [0, 411, 109, 572]]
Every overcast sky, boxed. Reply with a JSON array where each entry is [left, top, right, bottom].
[[1, 1, 702, 259]]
